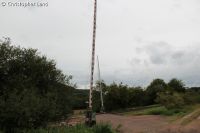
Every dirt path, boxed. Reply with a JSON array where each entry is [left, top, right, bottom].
[[96, 114, 168, 133], [96, 113, 200, 133]]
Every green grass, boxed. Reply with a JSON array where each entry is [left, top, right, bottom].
[[181, 107, 200, 125], [111, 105, 160, 114], [124, 104, 200, 117], [124, 106, 174, 116], [21, 123, 116, 133]]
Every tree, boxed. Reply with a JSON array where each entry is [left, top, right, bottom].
[[92, 80, 107, 112], [168, 78, 185, 92], [146, 79, 167, 104], [183, 89, 200, 104], [129, 87, 148, 107], [156, 91, 185, 109], [72, 89, 89, 109], [0, 38, 74, 132], [92, 90, 101, 112], [104, 83, 129, 111]]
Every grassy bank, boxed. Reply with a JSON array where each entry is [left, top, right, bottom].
[[20, 124, 116, 133], [123, 104, 200, 117], [111, 105, 160, 114]]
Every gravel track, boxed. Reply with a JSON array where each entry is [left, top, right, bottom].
[[96, 113, 200, 133]]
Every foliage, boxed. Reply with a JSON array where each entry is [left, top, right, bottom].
[[189, 87, 200, 92], [84, 78, 200, 113], [181, 106, 200, 125], [102, 83, 149, 111], [103, 83, 129, 111], [156, 91, 185, 109], [92, 123, 114, 133], [146, 79, 167, 104], [135, 106, 177, 116], [72, 89, 89, 109], [124, 105, 194, 116], [168, 78, 185, 92], [91, 78, 199, 112], [183, 90, 200, 104], [2, 38, 200, 132], [21, 124, 116, 133], [0, 39, 74, 132], [92, 90, 101, 112], [128, 87, 149, 107]]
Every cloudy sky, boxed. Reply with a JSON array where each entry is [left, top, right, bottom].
[[0, 0, 200, 88]]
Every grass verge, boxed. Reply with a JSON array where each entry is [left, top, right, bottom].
[[123, 104, 200, 117], [181, 108, 200, 125], [21, 123, 116, 133]]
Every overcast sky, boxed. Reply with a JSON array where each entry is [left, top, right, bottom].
[[0, 0, 200, 88]]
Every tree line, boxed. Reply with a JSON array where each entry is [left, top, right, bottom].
[[91, 79, 200, 112]]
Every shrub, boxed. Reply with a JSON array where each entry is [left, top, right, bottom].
[[156, 91, 185, 109], [0, 39, 74, 132], [183, 91, 200, 104], [92, 124, 114, 133], [22, 124, 115, 133]]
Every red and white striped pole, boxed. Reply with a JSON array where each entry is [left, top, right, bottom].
[[89, 0, 97, 109]]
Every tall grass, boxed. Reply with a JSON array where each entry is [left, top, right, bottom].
[[22, 123, 116, 133], [124, 105, 196, 116]]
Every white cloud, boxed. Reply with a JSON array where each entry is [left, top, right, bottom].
[[0, 0, 200, 87]]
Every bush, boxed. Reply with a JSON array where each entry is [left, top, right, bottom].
[[21, 124, 115, 133], [146, 79, 167, 105], [147, 108, 184, 116], [156, 91, 185, 109], [183, 91, 200, 104], [92, 124, 114, 133], [146, 107, 168, 115], [0, 39, 74, 132], [168, 78, 185, 92], [104, 83, 129, 111]]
